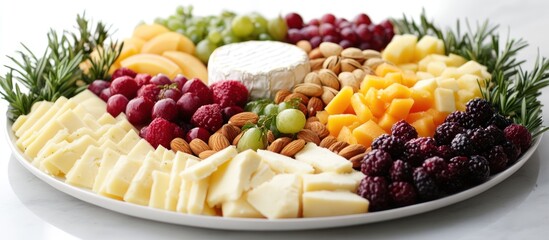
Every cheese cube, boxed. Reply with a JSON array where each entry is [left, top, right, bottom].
[[381, 34, 418, 64], [302, 173, 358, 192], [207, 150, 261, 207], [181, 146, 238, 181], [415, 71, 435, 80], [434, 88, 456, 113], [436, 78, 459, 91], [256, 149, 314, 174], [247, 174, 302, 219], [222, 193, 263, 218], [457, 60, 487, 76], [65, 145, 104, 188], [414, 35, 444, 61], [427, 61, 447, 77], [93, 148, 121, 193], [294, 142, 353, 174], [149, 171, 171, 209], [302, 191, 369, 217], [412, 78, 438, 92]]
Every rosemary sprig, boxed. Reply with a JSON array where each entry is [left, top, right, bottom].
[[394, 11, 549, 135]]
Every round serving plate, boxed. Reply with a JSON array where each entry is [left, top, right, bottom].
[[5, 119, 542, 231]]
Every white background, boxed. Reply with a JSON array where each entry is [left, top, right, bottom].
[[1, 0, 549, 239]]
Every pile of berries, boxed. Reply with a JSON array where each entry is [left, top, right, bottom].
[[88, 68, 249, 149], [358, 98, 532, 211]]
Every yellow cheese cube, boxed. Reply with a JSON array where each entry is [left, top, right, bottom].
[[302, 191, 369, 217], [434, 88, 456, 113]]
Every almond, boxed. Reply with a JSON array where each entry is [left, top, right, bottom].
[[297, 103, 308, 117], [307, 97, 324, 117], [293, 83, 323, 97], [228, 112, 259, 128], [281, 139, 306, 157], [170, 138, 192, 155], [306, 121, 330, 139], [284, 92, 309, 105], [267, 130, 275, 144], [338, 144, 367, 159], [349, 152, 366, 168], [220, 124, 241, 143], [267, 137, 292, 153], [208, 133, 230, 151], [274, 89, 291, 104], [199, 150, 217, 159], [319, 136, 338, 148], [232, 131, 243, 145], [189, 138, 211, 156], [297, 129, 320, 145], [328, 141, 349, 153]]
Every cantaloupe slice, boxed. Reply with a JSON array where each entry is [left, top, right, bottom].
[[120, 54, 182, 79], [163, 51, 208, 82], [133, 24, 170, 41], [325, 86, 354, 115]]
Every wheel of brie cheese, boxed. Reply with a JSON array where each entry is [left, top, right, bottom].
[[207, 41, 310, 100]]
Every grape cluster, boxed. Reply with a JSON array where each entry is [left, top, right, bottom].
[[284, 12, 395, 50], [155, 6, 287, 63]]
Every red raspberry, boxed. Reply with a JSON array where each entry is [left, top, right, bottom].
[[504, 123, 532, 153], [361, 149, 393, 177], [210, 80, 249, 108], [191, 104, 223, 133], [181, 78, 213, 104], [145, 117, 183, 148], [357, 176, 390, 211], [110, 76, 138, 99], [389, 181, 418, 207], [137, 84, 160, 101], [111, 67, 137, 80], [134, 73, 152, 87]]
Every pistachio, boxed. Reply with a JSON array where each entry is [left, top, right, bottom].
[[341, 47, 365, 60], [322, 56, 341, 74], [304, 72, 322, 86], [309, 48, 323, 59], [364, 58, 385, 69], [352, 68, 366, 82], [338, 72, 359, 92], [296, 40, 312, 53], [321, 86, 338, 105], [293, 83, 323, 97], [362, 49, 382, 59], [318, 69, 340, 90], [341, 58, 362, 72], [309, 58, 325, 71], [319, 42, 343, 57]]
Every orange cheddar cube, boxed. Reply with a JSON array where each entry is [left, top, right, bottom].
[[375, 63, 402, 77], [426, 108, 448, 126], [352, 120, 386, 147], [364, 88, 386, 118], [378, 113, 399, 133], [411, 116, 436, 137], [327, 114, 360, 137], [325, 86, 354, 115], [387, 98, 415, 119], [360, 75, 386, 93], [379, 83, 412, 103], [351, 94, 374, 123], [410, 89, 433, 113], [406, 111, 429, 123]]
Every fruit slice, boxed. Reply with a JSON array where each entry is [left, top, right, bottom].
[[352, 120, 386, 146], [162, 51, 208, 82], [120, 53, 182, 79], [133, 24, 170, 41], [141, 32, 182, 55], [327, 114, 359, 137], [325, 86, 354, 115]]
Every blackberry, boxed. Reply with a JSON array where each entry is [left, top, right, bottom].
[[445, 111, 478, 129], [404, 137, 437, 167], [437, 145, 455, 161], [484, 145, 509, 174], [361, 149, 393, 176], [357, 176, 390, 211], [468, 127, 495, 153], [413, 167, 443, 201], [389, 159, 413, 182], [488, 113, 513, 129], [440, 156, 469, 193], [389, 181, 418, 207], [466, 155, 490, 184], [451, 133, 474, 156], [504, 123, 532, 152], [371, 134, 405, 159], [422, 156, 447, 180], [465, 98, 495, 126], [391, 120, 418, 142], [434, 122, 465, 146], [502, 140, 520, 164], [485, 125, 506, 144]]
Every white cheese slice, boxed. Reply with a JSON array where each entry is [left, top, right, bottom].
[[164, 153, 190, 211], [124, 153, 161, 206], [65, 145, 104, 188], [149, 170, 171, 209], [127, 139, 155, 160], [34, 129, 70, 163], [302, 172, 358, 192], [93, 148, 121, 194], [294, 142, 353, 173], [115, 118, 137, 133], [102, 156, 143, 199], [246, 174, 302, 219], [256, 149, 314, 174], [41, 134, 97, 176], [187, 176, 210, 215], [12, 101, 48, 134], [222, 192, 263, 218], [17, 104, 61, 148], [116, 130, 141, 154], [82, 113, 101, 131], [79, 95, 108, 119], [70, 89, 97, 104], [207, 150, 261, 207], [181, 146, 238, 181], [176, 159, 199, 213], [23, 119, 64, 159], [98, 113, 117, 126], [302, 191, 369, 217], [11, 115, 28, 134], [98, 126, 128, 144], [248, 161, 276, 190], [208, 41, 310, 100], [16, 98, 63, 138], [56, 110, 88, 133]]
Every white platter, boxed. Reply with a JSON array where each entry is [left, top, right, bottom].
[[5, 120, 542, 231]]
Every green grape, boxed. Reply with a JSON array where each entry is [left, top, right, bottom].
[[250, 13, 268, 37], [231, 15, 254, 38], [195, 39, 217, 63], [167, 19, 184, 31], [208, 31, 222, 44], [222, 35, 240, 45], [277, 101, 294, 112], [268, 15, 288, 41], [258, 33, 273, 41], [263, 103, 279, 116], [154, 17, 167, 26], [276, 109, 306, 134], [176, 6, 186, 16], [237, 127, 266, 152]]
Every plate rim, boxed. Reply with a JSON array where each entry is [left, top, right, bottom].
[[4, 118, 543, 231]]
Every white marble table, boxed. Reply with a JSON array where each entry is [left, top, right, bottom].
[[1, 0, 549, 239]]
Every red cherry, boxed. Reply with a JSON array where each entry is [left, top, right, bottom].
[[320, 14, 336, 25], [152, 98, 178, 122], [150, 74, 172, 86], [177, 92, 203, 121], [353, 13, 372, 26], [106, 94, 129, 117], [111, 67, 137, 80], [173, 75, 188, 90], [134, 73, 152, 87], [88, 80, 110, 96], [285, 12, 304, 29], [126, 97, 154, 125], [110, 76, 138, 99], [185, 127, 211, 143], [99, 88, 112, 102], [160, 88, 182, 101]]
